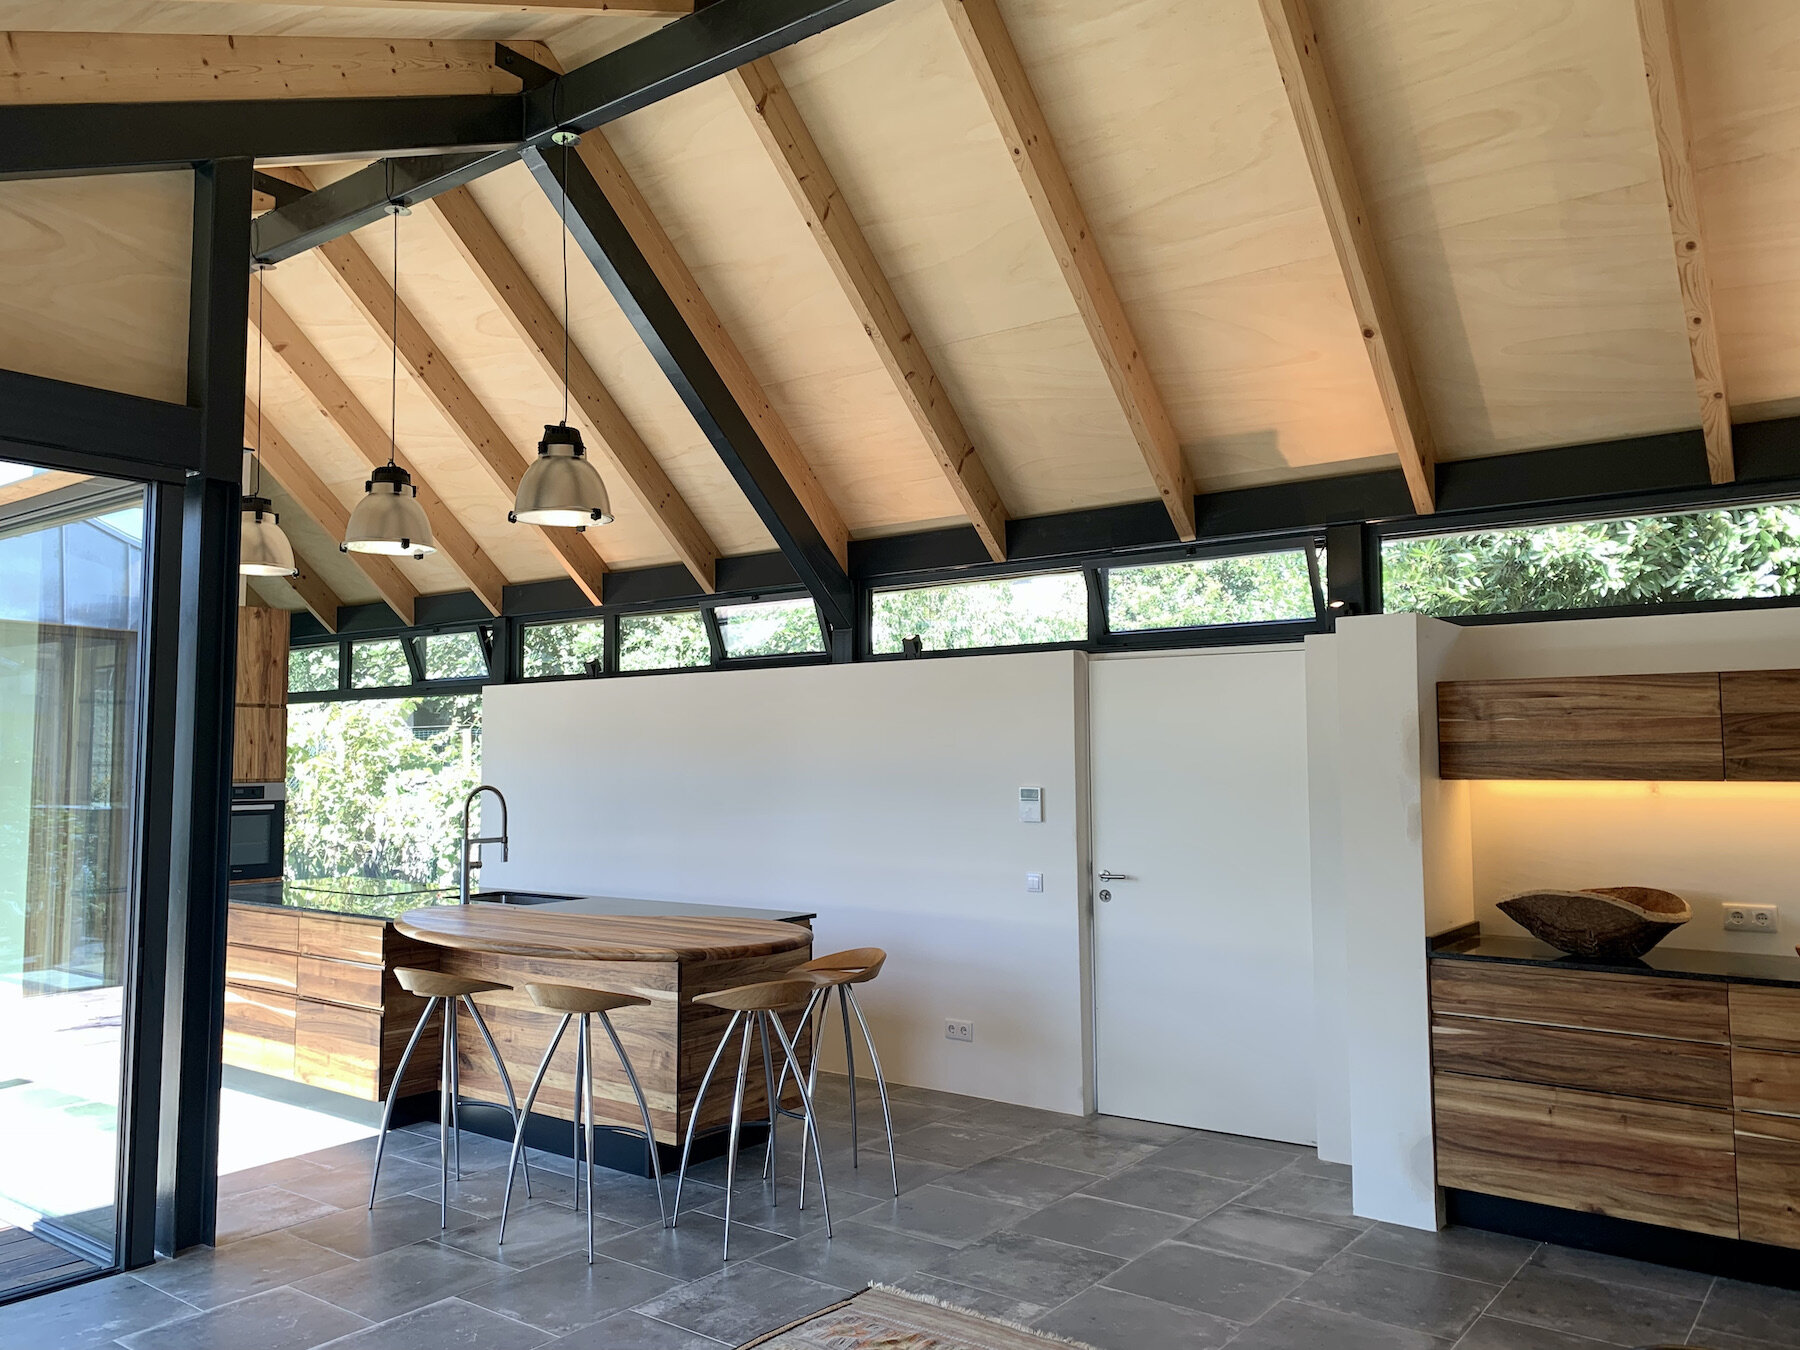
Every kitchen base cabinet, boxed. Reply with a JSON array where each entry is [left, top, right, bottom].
[[1736, 1114, 1800, 1248], [223, 986, 296, 1078]]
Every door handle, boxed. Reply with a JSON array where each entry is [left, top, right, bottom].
[[1097, 870, 1131, 882]]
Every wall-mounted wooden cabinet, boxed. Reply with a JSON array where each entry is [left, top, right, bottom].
[[233, 605, 288, 783], [1438, 668, 1800, 781]]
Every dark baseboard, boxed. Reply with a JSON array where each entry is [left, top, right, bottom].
[[1446, 1190, 1800, 1291]]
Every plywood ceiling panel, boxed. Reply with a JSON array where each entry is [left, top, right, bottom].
[[255, 473, 383, 610], [1315, 0, 1696, 459], [0, 171, 191, 403], [0, 1, 585, 40]]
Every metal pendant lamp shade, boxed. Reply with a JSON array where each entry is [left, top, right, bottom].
[[511, 424, 613, 528], [344, 462, 436, 556], [239, 493, 298, 577]]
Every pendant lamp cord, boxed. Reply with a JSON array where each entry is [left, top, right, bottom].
[[390, 188, 400, 469], [560, 119, 571, 428]]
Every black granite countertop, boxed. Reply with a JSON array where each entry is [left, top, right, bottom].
[[1430, 928, 1800, 988], [230, 880, 815, 926]]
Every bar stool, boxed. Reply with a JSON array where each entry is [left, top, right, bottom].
[[371, 968, 530, 1227], [672, 979, 831, 1260], [498, 983, 664, 1264], [770, 948, 896, 1198]]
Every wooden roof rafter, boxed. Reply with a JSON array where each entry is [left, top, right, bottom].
[[143, 0, 692, 15], [264, 557, 346, 634], [728, 55, 1009, 562], [0, 468, 89, 508]]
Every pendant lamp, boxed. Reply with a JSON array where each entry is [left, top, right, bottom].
[[511, 130, 612, 531], [241, 265, 298, 578], [344, 199, 434, 558]]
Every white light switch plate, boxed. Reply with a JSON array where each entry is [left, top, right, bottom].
[[1026, 873, 1043, 893]]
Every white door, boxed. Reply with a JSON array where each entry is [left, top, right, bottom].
[[1089, 649, 1315, 1143]]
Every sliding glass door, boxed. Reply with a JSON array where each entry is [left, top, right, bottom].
[[0, 461, 150, 1290]]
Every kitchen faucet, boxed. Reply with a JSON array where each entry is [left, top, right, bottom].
[[459, 784, 509, 905]]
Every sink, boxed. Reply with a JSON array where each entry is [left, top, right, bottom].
[[470, 891, 579, 906]]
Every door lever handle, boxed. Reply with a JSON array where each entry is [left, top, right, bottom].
[[1097, 870, 1131, 882]]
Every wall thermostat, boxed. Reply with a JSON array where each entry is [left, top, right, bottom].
[[1019, 786, 1043, 823]]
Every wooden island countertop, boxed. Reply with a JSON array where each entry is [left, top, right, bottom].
[[394, 905, 812, 963]]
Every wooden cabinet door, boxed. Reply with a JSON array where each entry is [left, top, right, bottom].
[[1723, 670, 1800, 779], [1736, 1113, 1800, 1249], [232, 704, 286, 783], [1430, 961, 1729, 1043], [236, 606, 290, 707], [223, 986, 297, 1077], [1437, 674, 1723, 779], [1732, 985, 1800, 1053]]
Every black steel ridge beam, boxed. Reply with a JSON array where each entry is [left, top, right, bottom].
[[253, 152, 513, 263], [0, 95, 519, 180], [524, 141, 855, 630], [0, 366, 203, 482]]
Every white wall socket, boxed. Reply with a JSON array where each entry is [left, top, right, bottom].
[[945, 1019, 974, 1042], [1026, 873, 1044, 893], [1723, 903, 1779, 932]]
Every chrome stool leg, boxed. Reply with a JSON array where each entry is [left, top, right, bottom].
[[672, 1010, 742, 1227], [570, 1015, 586, 1208], [845, 987, 899, 1196], [598, 1010, 667, 1229], [369, 995, 439, 1210], [498, 1013, 572, 1246], [464, 995, 531, 1198], [721, 1016, 755, 1260], [769, 1010, 831, 1238], [766, 988, 822, 1185], [577, 1013, 598, 1262], [438, 997, 458, 1226], [756, 1013, 779, 1205], [839, 987, 858, 1165]]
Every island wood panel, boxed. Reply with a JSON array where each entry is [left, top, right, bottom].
[[225, 943, 299, 996], [227, 902, 298, 952], [679, 944, 816, 1138], [1436, 675, 1724, 780], [1433, 1072, 1739, 1237], [297, 912, 388, 965], [1429, 961, 1730, 1043], [1431, 1013, 1732, 1108], [1730, 984, 1800, 1053], [297, 954, 384, 1011], [1736, 1111, 1800, 1249], [1722, 670, 1800, 779], [1732, 1047, 1800, 1118], [223, 986, 297, 1078]]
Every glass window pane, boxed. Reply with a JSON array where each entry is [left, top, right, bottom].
[[288, 645, 339, 694], [521, 618, 606, 678], [715, 598, 824, 659], [350, 638, 408, 689], [420, 630, 486, 681], [619, 611, 710, 671], [1382, 501, 1800, 618], [870, 572, 1086, 653], [1106, 551, 1315, 631]]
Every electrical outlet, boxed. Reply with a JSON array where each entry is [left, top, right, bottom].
[[1026, 873, 1044, 893], [1723, 903, 1779, 932], [945, 1019, 974, 1043]]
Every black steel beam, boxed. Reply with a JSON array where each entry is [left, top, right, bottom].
[[252, 152, 513, 264], [0, 367, 203, 481], [0, 94, 520, 180], [525, 141, 854, 630]]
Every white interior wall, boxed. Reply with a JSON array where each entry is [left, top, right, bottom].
[[1303, 636, 1351, 1165]]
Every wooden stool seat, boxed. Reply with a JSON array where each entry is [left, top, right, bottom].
[[795, 947, 887, 987], [692, 979, 817, 1013], [525, 983, 651, 1015], [394, 968, 508, 999]]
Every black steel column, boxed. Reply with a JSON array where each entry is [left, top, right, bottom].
[[1323, 522, 1379, 621], [156, 157, 253, 1255]]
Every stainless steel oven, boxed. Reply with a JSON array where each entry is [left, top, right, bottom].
[[229, 782, 286, 881]]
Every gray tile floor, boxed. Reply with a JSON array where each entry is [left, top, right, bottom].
[[5, 1074, 1797, 1349]]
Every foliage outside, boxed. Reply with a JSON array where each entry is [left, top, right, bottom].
[[1382, 502, 1800, 617], [1107, 552, 1315, 631], [421, 630, 486, 680], [871, 573, 1086, 653], [350, 638, 408, 689], [620, 610, 710, 670], [716, 598, 823, 658], [522, 617, 606, 678], [288, 645, 338, 694]]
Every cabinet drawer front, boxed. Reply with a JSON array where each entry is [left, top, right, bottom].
[[1430, 961, 1729, 1043], [297, 955, 384, 1010], [296, 912, 386, 965], [1736, 1112, 1800, 1249], [1722, 671, 1800, 781], [225, 943, 298, 994], [223, 986, 296, 1077], [227, 903, 298, 952], [1432, 1015, 1732, 1107], [1433, 1072, 1738, 1237], [1730, 984, 1800, 1053], [1733, 1047, 1800, 1118], [295, 1000, 382, 1100]]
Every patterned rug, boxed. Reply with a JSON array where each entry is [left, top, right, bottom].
[[738, 1286, 1098, 1349]]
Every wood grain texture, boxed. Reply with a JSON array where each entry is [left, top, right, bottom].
[[228, 902, 299, 952], [1436, 674, 1725, 780], [1633, 0, 1733, 484], [295, 998, 383, 1100], [0, 32, 523, 103], [396, 906, 812, 963], [1736, 1111, 1800, 1249], [252, 290, 508, 614], [728, 56, 1010, 561], [223, 986, 297, 1078], [1433, 1071, 1739, 1237], [297, 954, 385, 1011], [1731, 983, 1800, 1053], [225, 943, 299, 996], [231, 705, 285, 784], [272, 556, 344, 634], [1721, 670, 1800, 781], [942, 0, 1195, 540], [249, 399, 420, 626], [1429, 961, 1729, 1043], [297, 911, 388, 965], [235, 606, 289, 708], [1431, 1013, 1732, 1108], [1733, 1046, 1800, 1119], [0, 470, 88, 507], [1258, 0, 1435, 514], [428, 182, 719, 591]]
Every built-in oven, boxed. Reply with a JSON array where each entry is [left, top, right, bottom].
[[229, 782, 286, 882]]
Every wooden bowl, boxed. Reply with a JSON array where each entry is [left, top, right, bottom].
[[1496, 887, 1691, 961]]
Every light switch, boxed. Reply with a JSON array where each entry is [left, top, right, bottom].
[[1026, 873, 1044, 893]]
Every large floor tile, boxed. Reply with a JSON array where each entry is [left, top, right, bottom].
[[852, 1185, 1033, 1246], [405, 1158, 572, 1221], [1454, 1315, 1631, 1348], [1078, 1162, 1249, 1219], [1102, 1240, 1303, 1322], [1004, 1127, 1163, 1175], [597, 1213, 789, 1281], [1289, 1251, 1498, 1340], [217, 1157, 332, 1198], [1523, 1243, 1714, 1300], [439, 1196, 636, 1269], [131, 1230, 350, 1310], [1065, 1115, 1192, 1147], [318, 1297, 551, 1350], [1179, 1203, 1358, 1272], [545, 1309, 727, 1347], [890, 1121, 1019, 1169], [1483, 1264, 1702, 1346], [0, 1274, 195, 1350], [282, 1155, 443, 1212], [1225, 1299, 1450, 1350], [1344, 1222, 1537, 1285], [751, 1220, 955, 1287], [1008, 1194, 1191, 1259], [952, 1101, 1082, 1141], [629, 1264, 849, 1345], [460, 1252, 682, 1336], [878, 1271, 1050, 1324], [945, 1156, 1098, 1209], [1695, 1278, 1800, 1348], [691, 1183, 878, 1240], [117, 1287, 368, 1350], [1144, 1134, 1299, 1183], [919, 1229, 1124, 1307], [1031, 1284, 1236, 1350], [293, 1239, 508, 1322], [289, 1194, 480, 1259], [1232, 1168, 1368, 1228], [215, 1185, 343, 1244]]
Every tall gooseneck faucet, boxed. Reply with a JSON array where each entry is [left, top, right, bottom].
[[460, 785, 509, 905]]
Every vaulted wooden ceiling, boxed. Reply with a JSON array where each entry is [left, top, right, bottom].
[[3, 0, 1800, 627]]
